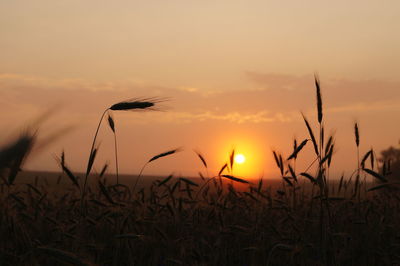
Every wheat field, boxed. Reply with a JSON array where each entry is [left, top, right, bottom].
[[1, 78, 399, 266]]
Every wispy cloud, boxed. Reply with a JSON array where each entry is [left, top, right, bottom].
[[1, 72, 399, 174], [245, 71, 400, 113], [156, 110, 295, 124], [327, 101, 400, 113], [1, 72, 399, 128]]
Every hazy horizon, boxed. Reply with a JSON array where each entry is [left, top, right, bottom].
[[1, 1, 399, 180]]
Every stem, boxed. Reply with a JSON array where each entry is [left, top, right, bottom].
[[133, 163, 148, 194], [304, 157, 319, 173], [319, 123, 324, 195], [81, 108, 108, 211], [356, 146, 360, 201], [113, 131, 119, 185]]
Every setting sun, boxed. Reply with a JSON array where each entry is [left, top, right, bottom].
[[235, 154, 246, 164], [1, 1, 399, 264]]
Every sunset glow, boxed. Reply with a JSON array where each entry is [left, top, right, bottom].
[[235, 154, 246, 164], [2, 2, 400, 264], [0, 1, 399, 179]]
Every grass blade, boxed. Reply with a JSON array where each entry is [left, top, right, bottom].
[[287, 139, 308, 160], [302, 114, 319, 156], [300, 172, 317, 184], [287, 164, 297, 182], [85, 146, 99, 178], [363, 168, 387, 183], [218, 163, 228, 176], [368, 182, 400, 192], [221, 175, 250, 184], [194, 150, 207, 168], [272, 151, 281, 169], [179, 177, 199, 187], [148, 148, 182, 163], [107, 113, 115, 133], [361, 149, 372, 169], [229, 149, 235, 171], [61, 164, 80, 189], [158, 174, 174, 187]]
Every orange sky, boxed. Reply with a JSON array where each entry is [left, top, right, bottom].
[[1, 1, 399, 179]]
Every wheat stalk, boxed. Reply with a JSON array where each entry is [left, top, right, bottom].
[[81, 98, 165, 212]]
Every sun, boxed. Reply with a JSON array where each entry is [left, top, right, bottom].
[[234, 154, 246, 164]]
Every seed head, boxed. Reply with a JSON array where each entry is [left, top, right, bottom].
[[107, 113, 115, 133], [109, 97, 166, 111], [315, 74, 323, 124], [354, 122, 360, 147]]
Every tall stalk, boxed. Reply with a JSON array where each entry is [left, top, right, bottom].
[[107, 113, 119, 184], [82, 108, 108, 206], [81, 98, 164, 213]]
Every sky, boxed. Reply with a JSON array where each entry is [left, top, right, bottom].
[[1, 1, 399, 180]]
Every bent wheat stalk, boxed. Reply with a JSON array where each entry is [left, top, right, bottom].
[[133, 148, 182, 194], [81, 98, 165, 210]]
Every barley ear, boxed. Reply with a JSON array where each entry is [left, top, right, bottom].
[[315, 74, 323, 124], [354, 122, 360, 147]]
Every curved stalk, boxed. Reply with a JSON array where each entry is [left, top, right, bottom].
[[81, 108, 108, 209], [132, 163, 149, 194], [113, 130, 119, 184]]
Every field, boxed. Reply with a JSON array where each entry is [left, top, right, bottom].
[[1, 79, 400, 266]]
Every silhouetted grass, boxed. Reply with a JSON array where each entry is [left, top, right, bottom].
[[0, 79, 399, 266]]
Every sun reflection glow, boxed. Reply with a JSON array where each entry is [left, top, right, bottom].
[[235, 154, 246, 164]]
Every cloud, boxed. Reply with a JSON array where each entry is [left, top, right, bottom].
[[155, 110, 295, 124], [245, 72, 312, 91], [1, 72, 399, 130], [177, 87, 198, 93], [327, 101, 400, 113], [1, 72, 399, 174], [245, 71, 400, 112]]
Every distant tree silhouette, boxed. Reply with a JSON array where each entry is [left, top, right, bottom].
[[379, 141, 400, 179]]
